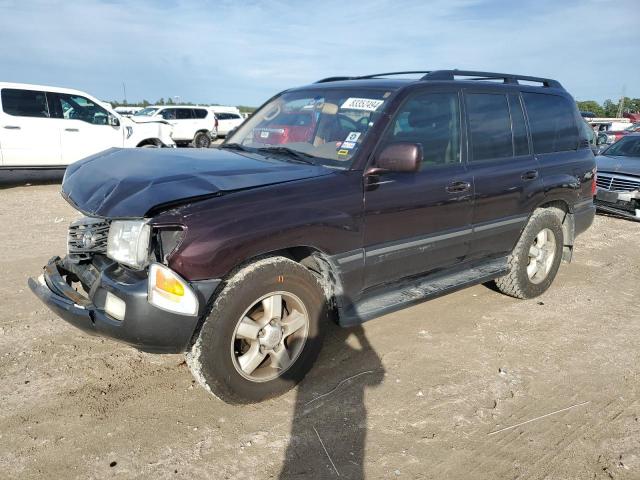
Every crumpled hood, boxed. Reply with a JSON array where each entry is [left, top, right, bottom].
[[62, 147, 333, 218], [596, 154, 640, 176]]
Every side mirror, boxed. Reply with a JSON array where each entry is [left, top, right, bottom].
[[109, 114, 120, 127], [368, 142, 422, 174]]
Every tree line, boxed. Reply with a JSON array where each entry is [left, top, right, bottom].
[[576, 97, 640, 117]]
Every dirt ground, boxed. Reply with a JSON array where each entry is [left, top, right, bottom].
[[1, 178, 639, 480]]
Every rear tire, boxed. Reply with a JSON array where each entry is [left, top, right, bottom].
[[495, 209, 564, 299], [186, 257, 328, 404], [192, 131, 211, 148]]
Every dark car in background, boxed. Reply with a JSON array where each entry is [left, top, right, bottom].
[[29, 70, 595, 404], [595, 133, 640, 220]]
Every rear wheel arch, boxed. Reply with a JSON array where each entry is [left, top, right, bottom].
[[496, 208, 564, 299], [534, 200, 575, 262]]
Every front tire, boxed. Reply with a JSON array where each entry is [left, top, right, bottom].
[[186, 257, 327, 404], [192, 131, 212, 148], [495, 209, 564, 299]]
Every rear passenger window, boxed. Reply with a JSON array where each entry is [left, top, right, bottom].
[[509, 94, 530, 156], [522, 93, 578, 154], [193, 109, 208, 119], [217, 113, 230, 120], [1, 89, 49, 118], [385, 92, 460, 168], [176, 109, 193, 120], [466, 93, 512, 161]]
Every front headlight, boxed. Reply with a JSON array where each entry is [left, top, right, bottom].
[[107, 220, 151, 269]]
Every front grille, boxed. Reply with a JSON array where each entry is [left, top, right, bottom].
[[597, 173, 640, 192], [67, 217, 110, 259]]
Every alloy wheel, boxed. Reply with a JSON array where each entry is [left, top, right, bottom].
[[230, 291, 309, 382], [527, 228, 556, 284]]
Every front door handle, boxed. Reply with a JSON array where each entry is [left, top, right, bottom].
[[4, 125, 21, 130], [65, 128, 79, 132], [446, 180, 471, 193], [521, 170, 539, 181]]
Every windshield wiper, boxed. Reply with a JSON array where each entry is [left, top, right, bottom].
[[220, 142, 250, 152], [256, 146, 317, 165]]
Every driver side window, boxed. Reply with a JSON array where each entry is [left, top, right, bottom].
[[384, 91, 461, 169], [57, 94, 109, 125]]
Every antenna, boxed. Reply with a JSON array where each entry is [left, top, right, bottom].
[[616, 85, 626, 118]]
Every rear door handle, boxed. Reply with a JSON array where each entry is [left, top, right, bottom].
[[521, 170, 539, 181], [65, 128, 79, 132], [446, 181, 471, 193], [4, 125, 21, 130]]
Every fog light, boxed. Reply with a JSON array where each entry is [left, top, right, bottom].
[[105, 292, 126, 321], [148, 263, 198, 316]]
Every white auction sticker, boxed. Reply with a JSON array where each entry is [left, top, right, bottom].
[[345, 131, 361, 142], [260, 131, 269, 138], [341, 98, 384, 111], [341, 141, 356, 150]]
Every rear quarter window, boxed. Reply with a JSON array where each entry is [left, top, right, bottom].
[[523, 93, 578, 154], [193, 109, 208, 119]]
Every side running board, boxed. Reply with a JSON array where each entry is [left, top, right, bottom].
[[339, 257, 509, 327]]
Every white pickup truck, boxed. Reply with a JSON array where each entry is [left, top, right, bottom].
[[0, 82, 175, 169]]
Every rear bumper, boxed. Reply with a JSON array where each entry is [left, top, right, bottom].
[[28, 256, 219, 353]]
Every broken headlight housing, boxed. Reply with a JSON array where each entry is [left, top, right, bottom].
[[107, 220, 151, 269]]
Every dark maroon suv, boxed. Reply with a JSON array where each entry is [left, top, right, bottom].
[[29, 70, 596, 403]]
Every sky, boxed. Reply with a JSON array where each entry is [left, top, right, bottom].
[[1, 0, 638, 107]]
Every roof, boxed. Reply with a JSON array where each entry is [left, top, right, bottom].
[[293, 70, 565, 93], [146, 105, 210, 109], [0, 81, 95, 97]]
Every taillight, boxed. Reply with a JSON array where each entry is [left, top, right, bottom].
[[591, 168, 597, 196]]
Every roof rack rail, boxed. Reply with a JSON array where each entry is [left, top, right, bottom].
[[315, 76, 356, 83], [314, 70, 563, 89], [356, 71, 433, 79], [315, 71, 434, 83], [421, 70, 563, 89]]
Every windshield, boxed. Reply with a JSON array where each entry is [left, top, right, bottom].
[[134, 107, 160, 117], [603, 136, 640, 157], [625, 122, 640, 131], [225, 88, 393, 168]]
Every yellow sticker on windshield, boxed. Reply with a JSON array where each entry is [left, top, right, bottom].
[[337, 149, 349, 156]]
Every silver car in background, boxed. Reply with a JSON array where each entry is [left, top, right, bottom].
[[595, 133, 640, 221]]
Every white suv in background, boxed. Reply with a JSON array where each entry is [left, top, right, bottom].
[[134, 106, 218, 148], [214, 111, 244, 137], [0, 82, 175, 169]]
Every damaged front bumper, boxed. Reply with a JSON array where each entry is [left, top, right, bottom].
[[28, 256, 220, 353], [595, 188, 640, 221]]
